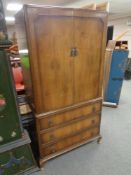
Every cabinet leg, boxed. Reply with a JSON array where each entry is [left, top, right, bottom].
[[39, 159, 46, 170], [40, 167, 44, 171], [97, 136, 102, 144]]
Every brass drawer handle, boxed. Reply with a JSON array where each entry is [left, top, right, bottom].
[[91, 119, 95, 124], [70, 48, 78, 57], [49, 134, 55, 140], [50, 146, 56, 153], [90, 132, 94, 137], [48, 120, 53, 127], [92, 106, 96, 112]]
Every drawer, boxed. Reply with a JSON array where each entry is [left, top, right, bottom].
[[41, 127, 99, 157], [40, 114, 100, 144], [38, 101, 101, 130]]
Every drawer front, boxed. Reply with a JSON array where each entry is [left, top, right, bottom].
[[41, 127, 99, 157], [0, 144, 36, 175], [40, 114, 100, 144], [38, 101, 101, 130]]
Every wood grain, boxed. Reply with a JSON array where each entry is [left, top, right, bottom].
[[15, 6, 108, 165]]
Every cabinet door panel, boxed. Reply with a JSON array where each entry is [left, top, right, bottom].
[[74, 17, 104, 103], [27, 15, 74, 113]]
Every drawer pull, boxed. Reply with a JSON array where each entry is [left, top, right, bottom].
[[90, 132, 94, 137], [48, 120, 53, 127], [91, 119, 95, 124], [50, 134, 55, 140], [50, 146, 56, 153], [92, 106, 96, 112]]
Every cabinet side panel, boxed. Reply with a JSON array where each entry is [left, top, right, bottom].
[[15, 10, 34, 108]]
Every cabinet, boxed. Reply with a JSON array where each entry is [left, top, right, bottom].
[[104, 50, 128, 105], [0, 131, 37, 175], [15, 5, 108, 166], [0, 51, 22, 145], [0, 50, 37, 174]]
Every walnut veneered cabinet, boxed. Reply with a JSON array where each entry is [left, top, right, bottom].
[[15, 5, 108, 166]]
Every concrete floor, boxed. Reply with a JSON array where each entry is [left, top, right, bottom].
[[32, 80, 131, 175]]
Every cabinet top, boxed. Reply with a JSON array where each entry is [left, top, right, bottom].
[[16, 4, 108, 21], [18, 4, 108, 16]]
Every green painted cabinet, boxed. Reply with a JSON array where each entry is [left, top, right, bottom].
[[0, 131, 38, 175], [0, 145, 36, 175], [0, 51, 22, 145]]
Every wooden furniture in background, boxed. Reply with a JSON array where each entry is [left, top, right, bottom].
[[96, 2, 109, 12], [15, 5, 108, 166], [103, 40, 116, 99], [81, 2, 109, 12], [81, 3, 96, 10]]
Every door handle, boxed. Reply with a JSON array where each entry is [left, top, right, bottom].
[[70, 48, 78, 57], [112, 77, 123, 81]]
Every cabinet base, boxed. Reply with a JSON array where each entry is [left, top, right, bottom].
[[39, 135, 101, 167], [103, 101, 118, 108]]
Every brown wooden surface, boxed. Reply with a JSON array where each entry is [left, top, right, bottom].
[[34, 16, 74, 112], [38, 101, 101, 130], [15, 5, 108, 164], [40, 135, 100, 165], [36, 100, 102, 158], [40, 114, 100, 144], [74, 16, 104, 103], [103, 50, 113, 98], [96, 2, 109, 12], [15, 11, 34, 106], [103, 40, 116, 99], [41, 127, 99, 157], [36, 97, 102, 117], [81, 3, 96, 10], [16, 5, 107, 114]]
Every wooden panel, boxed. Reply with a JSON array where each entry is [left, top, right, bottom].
[[103, 50, 113, 98], [15, 6, 108, 164], [74, 16, 104, 103], [15, 11, 34, 106], [38, 101, 101, 130], [40, 114, 100, 144], [103, 40, 116, 98], [96, 2, 110, 12], [25, 15, 73, 113], [41, 127, 99, 157], [17, 6, 108, 114], [81, 3, 96, 10]]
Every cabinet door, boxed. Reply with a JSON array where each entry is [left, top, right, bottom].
[[73, 12, 107, 103], [26, 8, 74, 113]]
